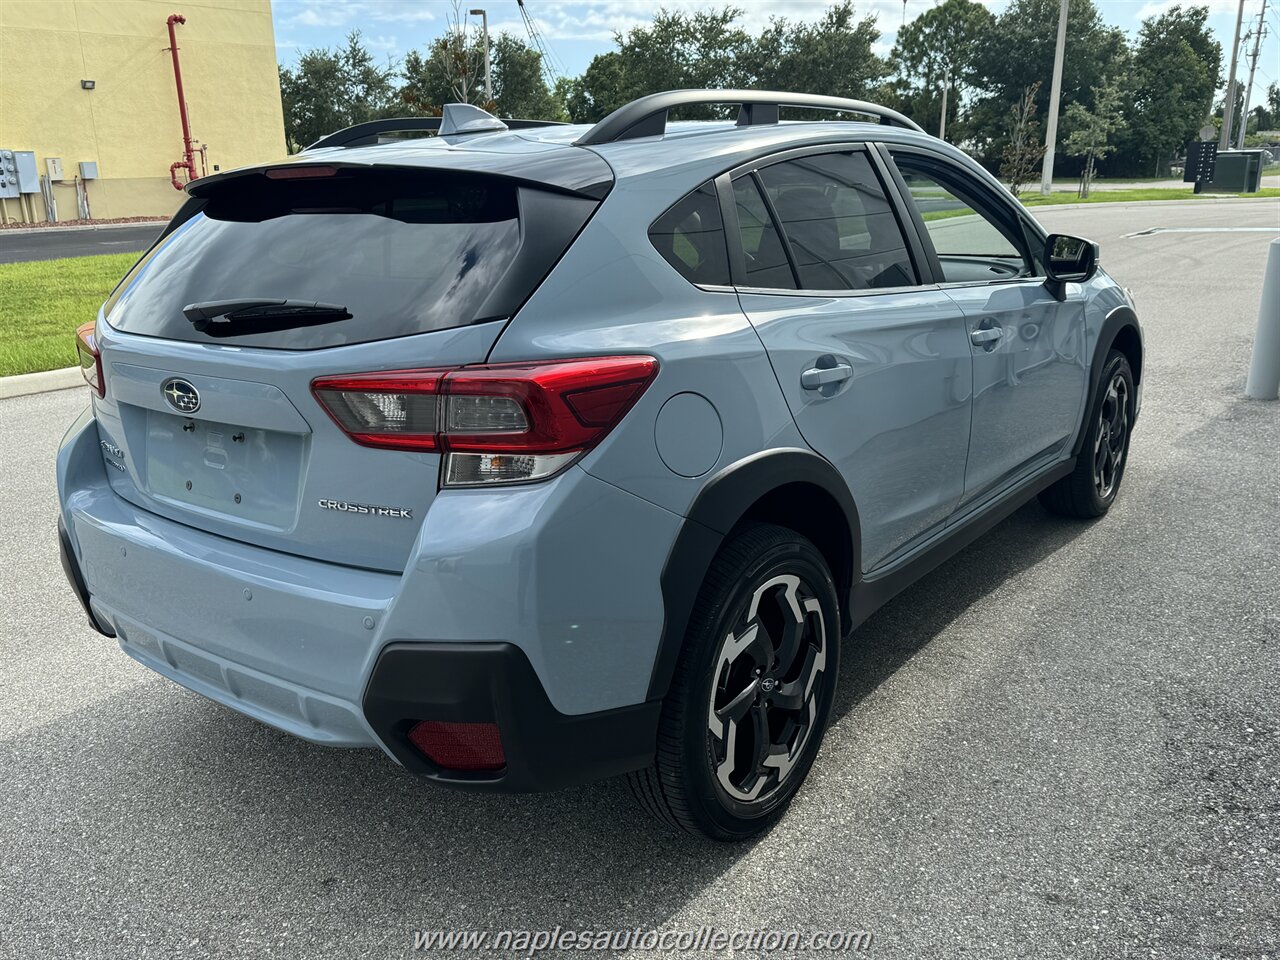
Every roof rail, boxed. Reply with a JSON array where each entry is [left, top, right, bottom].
[[305, 107, 567, 151], [575, 89, 923, 146]]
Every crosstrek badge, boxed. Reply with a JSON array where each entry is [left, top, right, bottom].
[[318, 499, 412, 519]]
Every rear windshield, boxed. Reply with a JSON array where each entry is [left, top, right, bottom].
[[105, 169, 589, 349]]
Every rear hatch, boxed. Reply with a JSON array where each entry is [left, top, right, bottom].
[[92, 154, 607, 572]]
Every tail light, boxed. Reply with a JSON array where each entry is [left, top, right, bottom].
[[408, 720, 505, 772], [75, 322, 104, 398], [312, 356, 658, 487]]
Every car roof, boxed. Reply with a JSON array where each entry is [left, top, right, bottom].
[[192, 116, 983, 205]]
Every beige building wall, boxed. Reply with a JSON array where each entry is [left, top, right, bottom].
[[0, 0, 287, 222]]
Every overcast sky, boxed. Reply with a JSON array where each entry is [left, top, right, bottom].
[[270, 0, 1278, 107]]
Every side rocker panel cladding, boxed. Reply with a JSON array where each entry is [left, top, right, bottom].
[[647, 449, 861, 701]]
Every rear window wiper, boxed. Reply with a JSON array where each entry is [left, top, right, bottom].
[[182, 298, 352, 337]]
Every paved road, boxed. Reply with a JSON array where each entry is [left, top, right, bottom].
[[1, 200, 1277, 959], [0, 224, 160, 264]]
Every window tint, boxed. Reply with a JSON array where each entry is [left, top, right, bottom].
[[648, 182, 730, 285], [891, 159, 1031, 282], [756, 152, 916, 290], [732, 176, 797, 289], [104, 169, 595, 350]]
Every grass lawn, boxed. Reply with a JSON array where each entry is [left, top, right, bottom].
[[1020, 187, 1280, 206], [0, 252, 136, 378]]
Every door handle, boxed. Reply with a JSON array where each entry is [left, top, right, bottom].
[[801, 363, 854, 390], [970, 326, 1003, 345]]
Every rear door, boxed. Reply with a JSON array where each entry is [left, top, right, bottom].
[[884, 147, 1088, 508], [730, 146, 974, 572], [90, 164, 601, 571]]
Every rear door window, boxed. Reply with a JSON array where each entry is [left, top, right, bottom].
[[105, 169, 595, 349], [731, 176, 797, 290], [755, 152, 917, 291]]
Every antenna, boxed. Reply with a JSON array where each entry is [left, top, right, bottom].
[[517, 0, 563, 88]]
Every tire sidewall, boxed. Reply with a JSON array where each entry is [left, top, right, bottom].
[[680, 533, 841, 839]]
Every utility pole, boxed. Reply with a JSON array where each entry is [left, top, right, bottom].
[[470, 8, 492, 104], [1236, 0, 1268, 149], [1039, 0, 1070, 195], [1221, 0, 1246, 149], [939, 63, 951, 140]]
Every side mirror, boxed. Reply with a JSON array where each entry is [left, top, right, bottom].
[[1044, 233, 1099, 298]]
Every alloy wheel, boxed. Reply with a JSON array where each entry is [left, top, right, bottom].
[[1093, 372, 1130, 500], [706, 573, 828, 804]]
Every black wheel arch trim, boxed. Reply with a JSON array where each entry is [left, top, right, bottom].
[[647, 448, 862, 701], [1074, 305, 1143, 459]]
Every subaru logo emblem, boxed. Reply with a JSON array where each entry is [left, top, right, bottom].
[[162, 378, 201, 414]]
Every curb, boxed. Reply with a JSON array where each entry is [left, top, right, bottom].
[[1026, 196, 1279, 210], [0, 221, 166, 237], [0, 366, 83, 400]]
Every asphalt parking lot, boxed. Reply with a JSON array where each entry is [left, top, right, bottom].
[[0, 224, 161, 264], [1, 199, 1277, 959]]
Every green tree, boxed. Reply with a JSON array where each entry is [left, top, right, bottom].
[[564, 51, 626, 122], [401, 30, 558, 120], [1113, 5, 1221, 175], [740, 1, 886, 102], [278, 31, 398, 152], [1063, 78, 1125, 195], [490, 33, 559, 119], [565, 3, 886, 123], [970, 0, 1125, 159], [888, 0, 995, 139]]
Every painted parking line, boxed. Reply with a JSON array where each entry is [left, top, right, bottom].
[[1122, 226, 1280, 237]]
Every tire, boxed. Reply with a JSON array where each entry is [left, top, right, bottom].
[[628, 523, 841, 841], [1040, 349, 1135, 519]]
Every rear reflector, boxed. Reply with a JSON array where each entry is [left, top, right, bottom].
[[312, 356, 658, 486], [75, 321, 104, 398], [408, 720, 505, 772]]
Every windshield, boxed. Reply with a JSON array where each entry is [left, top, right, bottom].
[[104, 169, 526, 349]]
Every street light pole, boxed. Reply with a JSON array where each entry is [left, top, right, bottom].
[[939, 63, 950, 140], [470, 8, 492, 104], [1039, 0, 1070, 195], [1220, 0, 1246, 149], [1236, 0, 1268, 149]]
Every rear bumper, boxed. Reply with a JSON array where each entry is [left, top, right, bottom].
[[55, 408, 674, 788], [364, 643, 661, 791]]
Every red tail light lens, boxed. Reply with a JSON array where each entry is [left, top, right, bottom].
[[75, 321, 104, 398], [408, 720, 505, 772], [312, 356, 658, 486]]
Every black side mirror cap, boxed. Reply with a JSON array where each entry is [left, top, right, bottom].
[[1044, 233, 1099, 299]]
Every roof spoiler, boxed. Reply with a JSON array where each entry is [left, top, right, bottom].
[[575, 89, 923, 146]]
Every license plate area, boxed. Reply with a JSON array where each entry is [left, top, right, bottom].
[[144, 409, 306, 529]]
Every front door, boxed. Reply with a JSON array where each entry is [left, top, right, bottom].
[[886, 150, 1088, 507], [729, 147, 974, 572]]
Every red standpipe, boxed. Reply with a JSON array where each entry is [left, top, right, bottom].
[[166, 14, 198, 190]]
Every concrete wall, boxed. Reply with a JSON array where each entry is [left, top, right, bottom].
[[0, 0, 287, 223]]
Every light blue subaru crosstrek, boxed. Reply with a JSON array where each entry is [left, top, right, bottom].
[[57, 91, 1143, 840]]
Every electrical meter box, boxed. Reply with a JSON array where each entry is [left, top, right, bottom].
[[46, 157, 64, 181], [79, 161, 99, 180], [0, 150, 17, 200], [15, 152, 38, 193]]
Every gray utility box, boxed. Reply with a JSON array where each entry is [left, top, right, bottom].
[[15, 152, 38, 193], [1200, 149, 1266, 194]]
